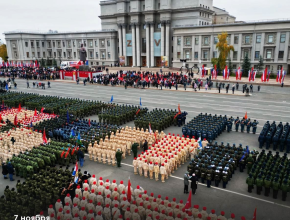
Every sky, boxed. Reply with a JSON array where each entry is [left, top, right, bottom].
[[1, 0, 290, 43]]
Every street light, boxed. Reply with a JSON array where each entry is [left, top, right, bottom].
[[180, 59, 187, 74]]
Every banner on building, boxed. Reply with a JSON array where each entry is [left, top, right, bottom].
[[119, 56, 125, 66], [154, 32, 161, 57], [161, 56, 168, 67], [126, 33, 132, 56]]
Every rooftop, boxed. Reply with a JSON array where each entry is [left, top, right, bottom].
[[4, 29, 116, 35]]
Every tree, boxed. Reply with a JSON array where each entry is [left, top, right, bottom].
[[0, 44, 8, 62], [242, 54, 251, 77], [52, 58, 57, 67], [257, 55, 264, 73], [40, 58, 46, 67], [228, 58, 233, 75], [216, 32, 234, 71]]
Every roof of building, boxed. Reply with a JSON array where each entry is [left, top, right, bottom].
[[4, 29, 116, 35]]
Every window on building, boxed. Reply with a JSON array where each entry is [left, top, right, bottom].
[[194, 52, 198, 59], [37, 52, 40, 58], [32, 52, 35, 57], [95, 41, 98, 47], [177, 37, 181, 45], [48, 42, 51, 47], [63, 52, 66, 57], [90, 41, 93, 47], [213, 51, 217, 58], [255, 51, 260, 59], [128, 25, 131, 31], [203, 51, 208, 59], [63, 42, 65, 47], [195, 38, 199, 45], [54, 52, 56, 57], [26, 52, 29, 58], [277, 65, 283, 70], [58, 51, 61, 57], [78, 41, 81, 47], [31, 42, 34, 47], [49, 51, 52, 57], [233, 64, 237, 69], [90, 51, 93, 58], [102, 52, 105, 59], [214, 37, 218, 44], [68, 51, 71, 58], [266, 50, 272, 59], [256, 35, 261, 43], [143, 24, 146, 30], [143, 5, 145, 11], [96, 52, 99, 58], [25, 42, 28, 47], [244, 50, 249, 58], [129, 6, 131, 12], [234, 36, 239, 44], [108, 52, 111, 59], [74, 52, 76, 58], [233, 51, 238, 59], [204, 37, 209, 45], [36, 42, 39, 47], [157, 23, 161, 29], [43, 52, 45, 58], [245, 35, 250, 44], [185, 51, 191, 59], [200, 12, 202, 16], [177, 52, 181, 59], [158, 3, 160, 9], [278, 51, 284, 59], [53, 42, 55, 47], [101, 40, 105, 47], [83, 41, 86, 47], [142, 38, 146, 53], [57, 42, 61, 47], [185, 37, 191, 46], [107, 40, 110, 46], [73, 41, 75, 47], [42, 42, 45, 47], [91, 62, 93, 65], [268, 35, 274, 43], [280, 34, 286, 43], [12, 43, 16, 48]]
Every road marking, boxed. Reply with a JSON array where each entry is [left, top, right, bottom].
[[114, 162, 290, 208]]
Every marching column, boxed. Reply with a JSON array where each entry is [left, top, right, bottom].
[[150, 22, 155, 67], [122, 24, 127, 66], [118, 25, 123, 56], [132, 24, 136, 67], [136, 24, 141, 67], [161, 22, 165, 56], [146, 23, 150, 67], [166, 21, 170, 62]]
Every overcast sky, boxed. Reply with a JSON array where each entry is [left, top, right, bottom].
[[1, 0, 290, 43]]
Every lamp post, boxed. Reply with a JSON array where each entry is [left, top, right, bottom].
[[180, 59, 187, 75]]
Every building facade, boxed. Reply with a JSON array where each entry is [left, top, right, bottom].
[[3, 0, 290, 72], [172, 20, 290, 73]]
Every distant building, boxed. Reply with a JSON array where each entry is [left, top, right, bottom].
[[3, 0, 290, 72]]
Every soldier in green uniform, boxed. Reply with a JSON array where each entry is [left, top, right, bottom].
[[246, 154, 254, 174], [281, 179, 289, 201], [116, 148, 123, 167], [246, 174, 254, 193], [255, 174, 264, 195], [131, 143, 139, 158]]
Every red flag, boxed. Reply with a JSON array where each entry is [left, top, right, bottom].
[[43, 128, 48, 144], [244, 112, 248, 120], [0, 113, 2, 122], [88, 118, 91, 127], [18, 103, 21, 112], [14, 115, 18, 126], [136, 109, 141, 115], [41, 107, 44, 113], [184, 190, 192, 211], [178, 104, 181, 114], [127, 179, 132, 203], [252, 208, 257, 220], [34, 108, 37, 116], [279, 66, 284, 83]]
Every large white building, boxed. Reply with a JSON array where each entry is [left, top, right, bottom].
[[3, 0, 290, 73]]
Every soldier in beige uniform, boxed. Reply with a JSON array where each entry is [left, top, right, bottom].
[[103, 204, 111, 220], [138, 158, 144, 176], [209, 209, 217, 220], [88, 143, 93, 160], [143, 160, 149, 178], [202, 138, 208, 148], [133, 157, 138, 174], [153, 162, 160, 181], [217, 211, 227, 220], [159, 163, 166, 183]]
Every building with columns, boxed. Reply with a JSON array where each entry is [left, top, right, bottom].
[[3, 0, 290, 72]]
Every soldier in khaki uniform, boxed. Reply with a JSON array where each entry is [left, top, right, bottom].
[[153, 162, 160, 181], [160, 163, 166, 183]]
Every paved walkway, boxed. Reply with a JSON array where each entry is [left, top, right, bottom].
[[54, 80, 250, 96]]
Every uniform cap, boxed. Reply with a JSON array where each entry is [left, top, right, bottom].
[[98, 192, 102, 195], [221, 211, 225, 216], [106, 204, 110, 208], [89, 210, 93, 213], [40, 211, 44, 215], [231, 213, 235, 218], [147, 205, 151, 209], [127, 207, 130, 211], [65, 203, 69, 206], [58, 208, 63, 212], [99, 177, 103, 180], [203, 207, 207, 211], [165, 196, 169, 200], [82, 197, 86, 200], [49, 205, 53, 208], [91, 189, 95, 193], [81, 207, 85, 210], [92, 175, 95, 178], [120, 180, 123, 184], [66, 210, 70, 214], [84, 180, 88, 183], [137, 185, 140, 189], [211, 210, 215, 214], [115, 204, 118, 207], [207, 217, 211, 220], [98, 211, 101, 215], [107, 194, 110, 198], [155, 207, 158, 211], [135, 208, 138, 213], [198, 214, 202, 218]]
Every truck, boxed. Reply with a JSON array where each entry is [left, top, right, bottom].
[[60, 61, 84, 69]]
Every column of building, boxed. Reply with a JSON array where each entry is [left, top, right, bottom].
[[150, 22, 155, 67], [122, 24, 127, 66], [165, 21, 171, 64], [146, 22, 150, 67], [132, 23, 136, 67], [136, 24, 141, 67], [161, 22, 165, 57]]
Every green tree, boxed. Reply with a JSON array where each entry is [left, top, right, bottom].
[[257, 55, 264, 73], [40, 58, 46, 67], [242, 54, 251, 77], [52, 58, 57, 67], [0, 44, 8, 62], [228, 58, 233, 75], [216, 32, 234, 70]]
